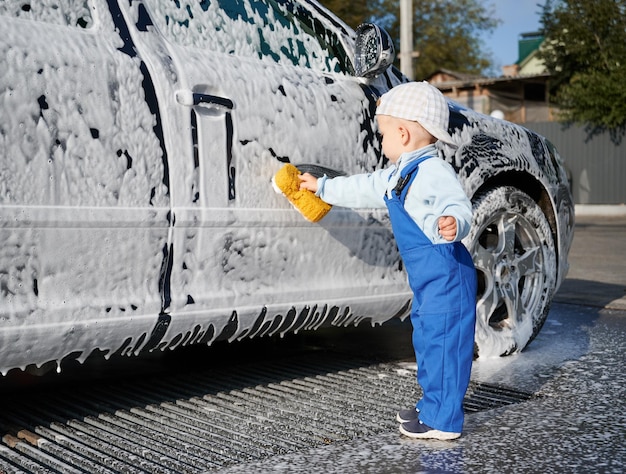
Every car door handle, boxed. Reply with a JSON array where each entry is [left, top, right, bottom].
[[175, 90, 234, 109]]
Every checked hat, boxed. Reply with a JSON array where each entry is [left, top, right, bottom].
[[376, 81, 456, 147]]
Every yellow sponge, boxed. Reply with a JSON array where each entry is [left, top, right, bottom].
[[272, 164, 332, 222]]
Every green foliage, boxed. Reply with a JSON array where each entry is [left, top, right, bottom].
[[320, 0, 499, 79], [390, 0, 499, 79], [319, 0, 371, 28], [538, 0, 626, 137]]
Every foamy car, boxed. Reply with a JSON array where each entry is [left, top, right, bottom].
[[0, 0, 574, 375]]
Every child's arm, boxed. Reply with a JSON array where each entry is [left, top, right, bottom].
[[299, 170, 390, 209], [405, 160, 472, 243]]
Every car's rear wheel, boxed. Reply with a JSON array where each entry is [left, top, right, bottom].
[[464, 186, 557, 357]]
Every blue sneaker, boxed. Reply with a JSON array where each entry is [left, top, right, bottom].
[[399, 419, 461, 440], [396, 408, 419, 423]]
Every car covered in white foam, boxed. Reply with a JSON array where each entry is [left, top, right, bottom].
[[0, 0, 574, 375]]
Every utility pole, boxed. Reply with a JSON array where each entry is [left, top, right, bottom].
[[400, 0, 414, 80]]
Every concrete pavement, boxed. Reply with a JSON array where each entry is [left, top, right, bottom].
[[555, 213, 626, 311]]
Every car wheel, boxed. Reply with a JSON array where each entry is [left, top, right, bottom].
[[464, 186, 557, 357]]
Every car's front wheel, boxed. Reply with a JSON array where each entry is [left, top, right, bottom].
[[464, 186, 557, 357]]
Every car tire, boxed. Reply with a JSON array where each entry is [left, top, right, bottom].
[[464, 186, 557, 357]]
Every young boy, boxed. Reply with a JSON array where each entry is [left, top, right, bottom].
[[299, 81, 477, 440]]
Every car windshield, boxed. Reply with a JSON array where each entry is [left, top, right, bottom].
[[144, 0, 351, 74]]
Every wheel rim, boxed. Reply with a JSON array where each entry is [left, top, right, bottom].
[[472, 210, 548, 355]]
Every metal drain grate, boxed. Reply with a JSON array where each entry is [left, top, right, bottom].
[[464, 380, 535, 413], [0, 354, 535, 473]]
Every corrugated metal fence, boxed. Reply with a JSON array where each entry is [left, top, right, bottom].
[[524, 122, 625, 205]]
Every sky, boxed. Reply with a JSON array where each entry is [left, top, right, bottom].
[[482, 0, 544, 75]]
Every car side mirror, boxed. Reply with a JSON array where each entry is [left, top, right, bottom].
[[354, 23, 395, 78]]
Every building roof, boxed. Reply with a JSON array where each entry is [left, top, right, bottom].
[[517, 32, 544, 65], [426, 69, 550, 91]]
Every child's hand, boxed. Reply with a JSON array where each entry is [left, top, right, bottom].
[[438, 216, 457, 241], [298, 173, 319, 193]]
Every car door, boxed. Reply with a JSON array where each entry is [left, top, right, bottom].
[[125, 0, 410, 349], [0, 0, 170, 373]]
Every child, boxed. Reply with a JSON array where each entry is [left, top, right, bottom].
[[299, 81, 477, 440]]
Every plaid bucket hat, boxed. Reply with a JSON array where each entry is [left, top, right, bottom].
[[376, 81, 456, 147]]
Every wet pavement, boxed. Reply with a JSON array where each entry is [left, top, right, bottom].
[[214, 304, 625, 474], [216, 214, 626, 474]]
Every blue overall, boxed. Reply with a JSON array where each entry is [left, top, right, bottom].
[[384, 156, 477, 433]]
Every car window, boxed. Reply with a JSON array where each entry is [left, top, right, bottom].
[[0, 0, 93, 28], [143, 0, 351, 74]]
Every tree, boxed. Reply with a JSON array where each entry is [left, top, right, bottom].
[[320, 0, 371, 29], [538, 0, 626, 140], [320, 0, 500, 79]]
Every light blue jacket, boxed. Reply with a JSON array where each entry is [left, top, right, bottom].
[[316, 145, 472, 244]]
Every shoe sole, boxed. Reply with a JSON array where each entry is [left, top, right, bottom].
[[399, 424, 461, 440]]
